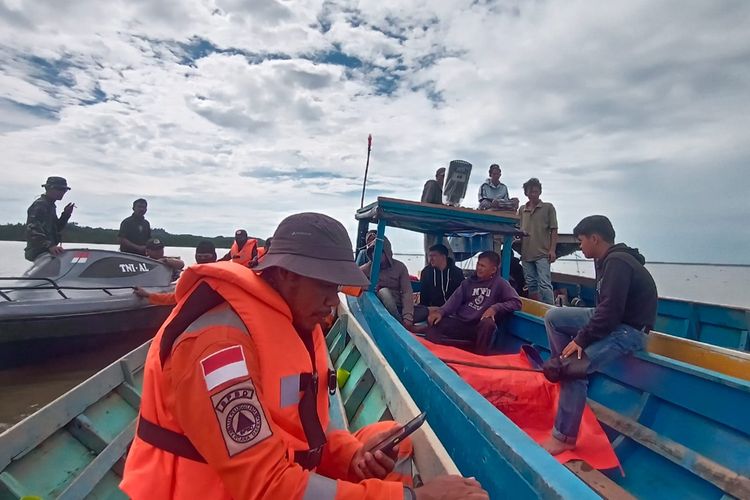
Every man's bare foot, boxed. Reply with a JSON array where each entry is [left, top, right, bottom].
[[541, 435, 575, 455]]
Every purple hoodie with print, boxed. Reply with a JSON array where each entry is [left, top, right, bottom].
[[439, 272, 522, 323]]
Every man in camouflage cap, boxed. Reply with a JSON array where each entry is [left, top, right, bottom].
[[24, 176, 75, 261]]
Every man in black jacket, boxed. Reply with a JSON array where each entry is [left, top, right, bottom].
[[542, 215, 657, 455], [419, 244, 464, 307], [421, 167, 449, 265]]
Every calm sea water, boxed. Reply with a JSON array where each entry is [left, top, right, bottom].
[[0, 240, 748, 308]]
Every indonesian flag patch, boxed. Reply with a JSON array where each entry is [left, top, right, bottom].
[[201, 346, 249, 391], [71, 251, 89, 264]]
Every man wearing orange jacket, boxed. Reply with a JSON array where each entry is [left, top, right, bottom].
[[121, 213, 486, 500], [219, 229, 258, 266]]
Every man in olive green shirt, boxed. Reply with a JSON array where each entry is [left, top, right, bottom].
[[24, 176, 75, 261], [518, 178, 558, 304]]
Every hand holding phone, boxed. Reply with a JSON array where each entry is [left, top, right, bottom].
[[370, 412, 427, 456]]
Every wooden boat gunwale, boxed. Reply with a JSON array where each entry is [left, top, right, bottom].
[[329, 299, 458, 480]]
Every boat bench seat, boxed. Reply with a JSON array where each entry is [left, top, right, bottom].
[[565, 461, 635, 500]]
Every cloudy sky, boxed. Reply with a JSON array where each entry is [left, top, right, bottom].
[[1, 0, 748, 264]]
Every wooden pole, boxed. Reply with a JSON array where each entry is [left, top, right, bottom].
[[360, 134, 372, 208]]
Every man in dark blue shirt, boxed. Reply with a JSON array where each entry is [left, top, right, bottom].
[[118, 198, 151, 255]]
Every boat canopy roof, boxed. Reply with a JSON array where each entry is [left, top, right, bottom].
[[356, 197, 523, 236]]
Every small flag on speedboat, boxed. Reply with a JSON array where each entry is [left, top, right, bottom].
[[72, 251, 89, 264], [201, 345, 249, 390]]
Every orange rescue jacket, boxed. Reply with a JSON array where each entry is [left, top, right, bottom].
[[230, 239, 258, 266], [120, 262, 406, 499]]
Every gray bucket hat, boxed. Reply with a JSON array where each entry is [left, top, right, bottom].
[[255, 212, 370, 287], [42, 176, 71, 190]]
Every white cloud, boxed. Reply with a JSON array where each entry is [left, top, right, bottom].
[[1, 0, 749, 263]]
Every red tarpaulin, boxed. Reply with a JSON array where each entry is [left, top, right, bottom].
[[420, 339, 620, 471]]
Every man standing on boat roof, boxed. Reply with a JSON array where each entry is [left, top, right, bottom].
[[421, 167, 452, 265], [542, 215, 657, 455], [121, 212, 487, 500], [24, 176, 75, 261], [517, 178, 558, 304], [118, 198, 151, 255], [219, 228, 258, 267]]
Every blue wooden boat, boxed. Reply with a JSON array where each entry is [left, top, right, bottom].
[[0, 307, 463, 498], [354, 197, 750, 499], [440, 214, 749, 356]]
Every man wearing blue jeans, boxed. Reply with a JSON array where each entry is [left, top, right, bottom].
[[518, 178, 557, 304], [542, 215, 657, 455]]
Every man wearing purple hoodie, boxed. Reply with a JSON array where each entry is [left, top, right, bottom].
[[426, 251, 522, 354]]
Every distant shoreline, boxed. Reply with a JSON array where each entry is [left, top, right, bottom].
[[0, 223, 264, 249]]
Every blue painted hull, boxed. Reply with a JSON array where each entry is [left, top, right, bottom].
[[349, 294, 598, 499], [552, 274, 750, 352], [353, 293, 750, 499]]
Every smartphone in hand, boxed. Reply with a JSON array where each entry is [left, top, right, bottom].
[[370, 412, 427, 456]]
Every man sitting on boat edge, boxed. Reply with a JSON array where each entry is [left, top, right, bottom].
[[144, 238, 185, 281], [121, 212, 487, 500], [134, 240, 217, 305], [542, 215, 657, 455], [360, 235, 429, 328], [426, 251, 522, 354]]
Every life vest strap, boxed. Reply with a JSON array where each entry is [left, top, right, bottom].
[[138, 415, 328, 470], [327, 369, 337, 395], [294, 445, 324, 470], [153, 279, 331, 471], [137, 415, 207, 463]]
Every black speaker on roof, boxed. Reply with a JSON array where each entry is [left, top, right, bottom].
[[443, 160, 472, 206]]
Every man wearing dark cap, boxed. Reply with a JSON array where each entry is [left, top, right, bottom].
[[135, 240, 216, 305], [118, 199, 151, 255], [218, 228, 258, 267], [194, 240, 218, 264], [24, 176, 75, 261], [122, 212, 487, 500], [144, 238, 184, 280]]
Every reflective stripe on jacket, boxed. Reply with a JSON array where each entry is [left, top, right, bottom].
[[120, 261, 406, 499]]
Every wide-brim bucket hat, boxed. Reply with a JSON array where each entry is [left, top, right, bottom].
[[42, 176, 71, 190], [255, 212, 370, 288]]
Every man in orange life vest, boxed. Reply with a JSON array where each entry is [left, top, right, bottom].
[[219, 228, 258, 266], [121, 213, 487, 500]]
